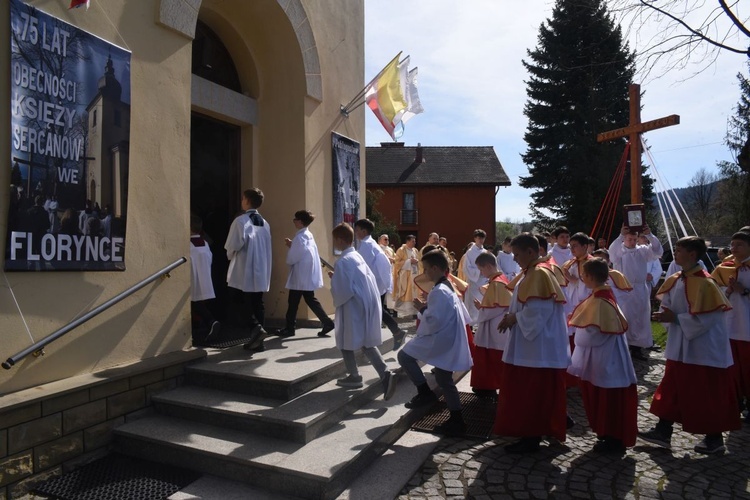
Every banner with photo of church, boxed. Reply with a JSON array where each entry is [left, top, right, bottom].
[[7, 0, 131, 271], [332, 132, 360, 225]]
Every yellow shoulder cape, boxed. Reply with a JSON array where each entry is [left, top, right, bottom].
[[608, 270, 633, 291], [568, 286, 628, 334], [657, 264, 732, 315], [539, 254, 569, 288], [516, 258, 567, 304], [711, 258, 749, 287], [480, 272, 511, 308]]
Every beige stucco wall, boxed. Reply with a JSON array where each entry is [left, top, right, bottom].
[[0, 0, 365, 395]]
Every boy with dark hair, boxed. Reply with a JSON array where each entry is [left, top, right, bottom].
[[640, 236, 738, 454], [190, 215, 220, 341], [562, 232, 594, 323], [497, 236, 521, 280], [398, 250, 473, 436], [711, 230, 750, 420], [495, 233, 569, 453], [354, 218, 407, 348], [568, 258, 637, 453], [329, 223, 396, 399], [463, 229, 489, 323], [549, 226, 572, 266], [277, 210, 335, 338], [224, 187, 271, 351], [471, 251, 511, 399]]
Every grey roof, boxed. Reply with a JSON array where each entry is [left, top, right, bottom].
[[365, 144, 511, 186]]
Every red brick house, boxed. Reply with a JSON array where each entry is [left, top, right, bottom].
[[366, 142, 510, 256]]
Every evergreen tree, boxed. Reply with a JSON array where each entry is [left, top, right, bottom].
[[717, 62, 750, 232], [519, 0, 654, 238]]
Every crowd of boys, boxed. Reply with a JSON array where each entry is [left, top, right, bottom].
[[189, 187, 750, 455]]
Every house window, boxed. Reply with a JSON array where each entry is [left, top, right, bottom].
[[401, 193, 417, 225], [92, 109, 97, 127]]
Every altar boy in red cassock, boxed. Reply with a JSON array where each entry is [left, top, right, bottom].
[[567, 258, 638, 454], [494, 233, 570, 453], [470, 251, 511, 399], [639, 236, 739, 454], [711, 230, 750, 420]]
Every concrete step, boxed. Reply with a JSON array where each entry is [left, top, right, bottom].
[[185, 329, 396, 400], [115, 370, 418, 500], [152, 358, 395, 443]]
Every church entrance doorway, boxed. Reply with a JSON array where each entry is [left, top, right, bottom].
[[190, 113, 240, 323]]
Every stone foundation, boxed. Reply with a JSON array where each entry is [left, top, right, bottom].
[[0, 349, 206, 499]]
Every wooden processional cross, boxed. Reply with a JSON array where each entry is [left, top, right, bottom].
[[597, 84, 680, 204]]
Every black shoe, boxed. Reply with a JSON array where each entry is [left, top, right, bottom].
[[275, 327, 295, 338], [318, 322, 335, 337], [243, 324, 268, 350], [382, 371, 397, 400], [504, 437, 541, 454], [593, 437, 626, 454], [393, 330, 407, 350], [694, 435, 725, 454], [630, 347, 647, 361], [405, 390, 438, 409], [245, 343, 265, 353], [637, 428, 672, 449], [434, 416, 467, 437], [566, 415, 576, 430], [472, 388, 498, 400]]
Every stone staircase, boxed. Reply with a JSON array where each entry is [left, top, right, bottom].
[[113, 329, 423, 499]]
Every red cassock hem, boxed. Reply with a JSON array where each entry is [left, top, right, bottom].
[[578, 380, 638, 446], [494, 362, 567, 441], [650, 360, 741, 434], [730, 339, 750, 399], [470, 347, 503, 390], [466, 325, 476, 358]]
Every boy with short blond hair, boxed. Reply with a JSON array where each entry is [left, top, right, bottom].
[[329, 223, 396, 400]]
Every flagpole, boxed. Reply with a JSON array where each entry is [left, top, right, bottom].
[[340, 52, 402, 116]]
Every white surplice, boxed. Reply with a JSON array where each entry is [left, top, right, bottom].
[[225, 209, 272, 292], [356, 235, 391, 296], [190, 236, 215, 302], [330, 247, 383, 350], [462, 244, 488, 324], [285, 227, 324, 291]]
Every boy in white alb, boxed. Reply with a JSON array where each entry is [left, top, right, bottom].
[[608, 224, 663, 358], [711, 230, 750, 420], [471, 251, 511, 399], [462, 229, 488, 324], [495, 234, 570, 453], [548, 226, 572, 266], [190, 215, 219, 340], [399, 250, 473, 436], [277, 210, 334, 338], [497, 237, 521, 281], [640, 236, 739, 454], [567, 258, 637, 453], [224, 188, 272, 351], [329, 223, 396, 400]]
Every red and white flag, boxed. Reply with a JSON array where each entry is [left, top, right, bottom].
[[69, 0, 90, 9]]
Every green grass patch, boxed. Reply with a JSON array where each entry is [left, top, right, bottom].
[[651, 321, 667, 349]]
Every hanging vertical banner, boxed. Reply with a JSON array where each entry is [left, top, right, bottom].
[[332, 132, 360, 225], [8, 0, 131, 271]]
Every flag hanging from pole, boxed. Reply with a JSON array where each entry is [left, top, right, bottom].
[[364, 54, 408, 140], [364, 54, 424, 140], [69, 0, 90, 9]]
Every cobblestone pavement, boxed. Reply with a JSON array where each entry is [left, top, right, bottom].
[[397, 349, 750, 499]]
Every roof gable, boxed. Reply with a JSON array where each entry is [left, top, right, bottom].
[[366, 145, 510, 186]]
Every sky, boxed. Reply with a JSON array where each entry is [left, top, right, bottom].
[[363, 0, 748, 223]]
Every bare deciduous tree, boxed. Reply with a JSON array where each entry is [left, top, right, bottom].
[[610, 0, 749, 80]]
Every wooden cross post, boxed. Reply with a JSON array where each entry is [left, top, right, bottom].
[[597, 84, 680, 204]]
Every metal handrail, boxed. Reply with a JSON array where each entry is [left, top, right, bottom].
[[2, 257, 187, 370]]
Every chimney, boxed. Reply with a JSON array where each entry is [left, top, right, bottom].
[[415, 143, 423, 163]]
